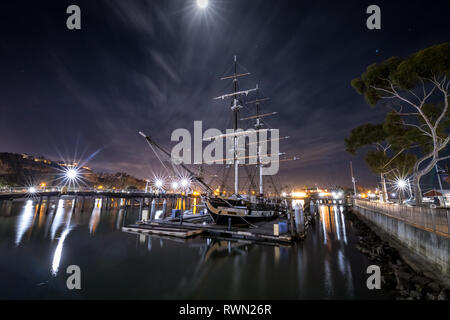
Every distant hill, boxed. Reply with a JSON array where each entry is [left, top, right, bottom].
[[0, 152, 146, 189]]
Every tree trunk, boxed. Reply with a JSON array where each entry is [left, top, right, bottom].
[[381, 173, 388, 202], [412, 150, 438, 206], [413, 175, 423, 205]]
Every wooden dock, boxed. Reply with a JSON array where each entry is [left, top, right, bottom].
[[122, 218, 295, 244], [122, 224, 204, 239]]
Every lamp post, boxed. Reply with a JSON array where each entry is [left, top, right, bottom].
[[397, 179, 407, 204], [181, 179, 190, 193], [155, 179, 164, 194], [171, 182, 179, 194]]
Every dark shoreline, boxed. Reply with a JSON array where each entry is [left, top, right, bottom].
[[346, 208, 449, 300]]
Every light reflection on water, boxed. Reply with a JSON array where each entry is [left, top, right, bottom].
[[51, 227, 71, 276], [0, 198, 392, 299], [15, 200, 34, 246]]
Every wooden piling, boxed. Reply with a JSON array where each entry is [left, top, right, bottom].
[[45, 196, 51, 215], [289, 210, 295, 238], [37, 196, 43, 214]]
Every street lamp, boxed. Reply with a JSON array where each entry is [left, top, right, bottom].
[[397, 179, 407, 189], [397, 179, 407, 204], [181, 179, 190, 189], [66, 168, 78, 180], [155, 179, 163, 189]]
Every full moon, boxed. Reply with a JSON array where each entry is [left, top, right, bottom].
[[197, 0, 209, 9]]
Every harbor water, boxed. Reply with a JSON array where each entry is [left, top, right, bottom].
[[0, 198, 392, 299]]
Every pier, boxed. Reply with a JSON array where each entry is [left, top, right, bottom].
[[122, 199, 318, 245], [0, 187, 343, 245]]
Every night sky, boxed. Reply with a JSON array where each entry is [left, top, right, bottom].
[[1, 0, 449, 189]]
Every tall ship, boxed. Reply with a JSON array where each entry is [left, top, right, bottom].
[[141, 57, 294, 225]]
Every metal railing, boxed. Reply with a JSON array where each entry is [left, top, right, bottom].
[[354, 199, 450, 237]]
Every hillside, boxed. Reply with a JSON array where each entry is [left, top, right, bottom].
[[0, 152, 146, 189]]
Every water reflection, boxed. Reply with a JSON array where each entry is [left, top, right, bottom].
[[89, 199, 102, 235], [1, 199, 390, 299], [50, 200, 65, 240], [316, 205, 356, 298], [51, 227, 71, 275], [15, 200, 35, 246], [116, 209, 125, 230]]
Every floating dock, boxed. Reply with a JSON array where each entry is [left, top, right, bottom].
[[121, 214, 311, 244]]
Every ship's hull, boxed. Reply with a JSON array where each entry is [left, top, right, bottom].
[[205, 197, 282, 225]]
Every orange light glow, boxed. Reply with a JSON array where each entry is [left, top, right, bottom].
[[292, 192, 307, 198]]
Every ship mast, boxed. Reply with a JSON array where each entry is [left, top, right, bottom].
[[214, 56, 257, 196], [245, 97, 270, 196], [232, 56, 239, 196]]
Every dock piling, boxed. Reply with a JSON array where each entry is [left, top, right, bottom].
[[72, 196, 77, 214], [45, 196, 51, 215], [37, 197, 43, 214], [310, 200, 316, 215], [139, 198, 143, 220], [289, 210, 295, 238], [294, 204, 305, 236], [150, 199, 156, 221], [162, 199, 167, 218]]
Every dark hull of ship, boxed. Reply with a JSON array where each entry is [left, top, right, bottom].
[[205, 197, 282, 225], [208, 210, 279, 225]]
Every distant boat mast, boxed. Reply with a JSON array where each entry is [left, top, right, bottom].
[[350, 161, 357, 196]]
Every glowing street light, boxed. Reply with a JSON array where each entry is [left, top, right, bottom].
[[66, 168, 78, 180], [395, 179, 409, 204], [397, 179, 407, 189], [172, 182, 179, 190], [28, 187, 37, 194], [197, 0, 209, 9], [181, 179, 190, 188], [155, 179, 164, 189]]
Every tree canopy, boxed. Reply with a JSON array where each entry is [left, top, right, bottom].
[[351, 43, 450, 105], [349, 42, 450, 204]]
